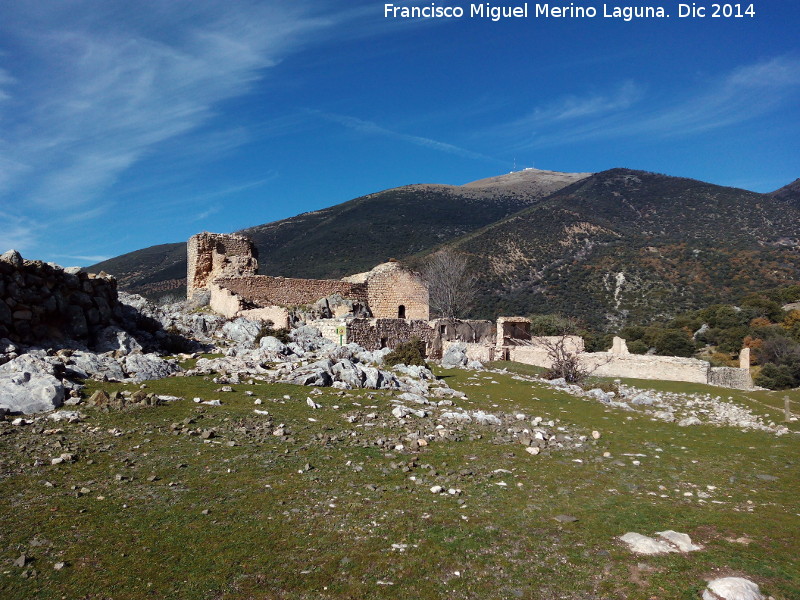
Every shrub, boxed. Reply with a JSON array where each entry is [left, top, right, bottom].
[[627, 340, 650, 355], [755, 363, 798, 390], [653, 329, 697, 357], [384, 337, 427, 367], [256, 323, 291, 345]]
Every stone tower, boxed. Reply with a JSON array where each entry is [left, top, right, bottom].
[[186, 232, 258, 304]]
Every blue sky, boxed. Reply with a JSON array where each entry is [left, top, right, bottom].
[[0, 1, 798, 266]]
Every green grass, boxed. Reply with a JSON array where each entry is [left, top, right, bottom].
[[1, 368, 797, 599]]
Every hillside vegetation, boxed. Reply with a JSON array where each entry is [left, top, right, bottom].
[[90, 168, 800, 329]]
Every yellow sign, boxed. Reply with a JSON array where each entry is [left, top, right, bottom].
[[336, 326, 346, 335]]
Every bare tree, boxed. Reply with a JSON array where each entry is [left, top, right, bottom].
[[537, 318, 610, 384], [540, 333, 590, 383], [421, 248, 476, 321]]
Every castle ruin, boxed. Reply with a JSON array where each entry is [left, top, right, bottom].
[[187, 232, 754, 390]]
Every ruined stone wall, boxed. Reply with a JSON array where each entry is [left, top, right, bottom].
[[0, 251, 117, 344], [238, 307, 290, 330], [363, 264, 429, 320], [215, 276, 368, 308], [187, 232, 257, 302], [708, 367, 754, 390], [432, 319, 495, 344], [585, 353, 711, 384], [443, 340, 496, 362], [347, 318, 434, 351]]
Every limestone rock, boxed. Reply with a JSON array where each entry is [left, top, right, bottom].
[[702, 577, 764, 600], [441, 343, 468, 368], [220, 317, 262, 347], [619, 532, 678, 555], [0, 354, 65, 414], [66, 351, 126, 382], [655, 530, 702, 552], [123, 353, 182, 382]]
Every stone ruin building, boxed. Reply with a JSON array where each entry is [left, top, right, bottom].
[[187, 231, 429, 331], [188, 232, 755, 390]]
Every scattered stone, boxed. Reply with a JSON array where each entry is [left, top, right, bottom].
[[554, 515, 578, 523], [13, 553, 29, 568]]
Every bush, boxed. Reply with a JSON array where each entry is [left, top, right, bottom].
[[627, 340, 650, 355], [255, 324, 291, 345], [653, 329, 697, 357], [384, 337, 427, 367], [755, 362, 798, 390], [528, 314, 580, 336]]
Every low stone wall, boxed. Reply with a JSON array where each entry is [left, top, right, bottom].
[[585, 353, 710, 384], [708, 367, 754, 390], [501, 336, 753, 389], [239, 307, 290, 329], [0, 251, 117, 344], [347, 318, 434, 351], [215, 276, 368, 308]]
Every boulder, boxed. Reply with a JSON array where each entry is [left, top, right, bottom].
[[441, 343, 468, 368], [123, 353, 182, 382], [220, 317, 262, 347], [702, 577, 764, 600], [94, 326, 143, 355], [331, 359, 364, 388], [0, 354, 65, 414], [66, 351, 126, 382], [259, 336, 287, 354], [619, 532, 677, 555]]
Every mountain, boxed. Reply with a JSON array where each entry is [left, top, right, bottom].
[[90, 167, 800, 329], [771, 178, 800, 208], [88, 168, 590, 296], [450, 169, 800, 327]]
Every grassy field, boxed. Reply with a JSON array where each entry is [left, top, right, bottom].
[[1, 365, 798, 599]]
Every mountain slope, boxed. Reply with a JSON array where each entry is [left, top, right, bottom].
[[771, 178, 800, 208], [89, 169, 590, 296], [451, 169, 800, 327]]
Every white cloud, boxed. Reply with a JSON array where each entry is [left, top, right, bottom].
[[0, 2, 336, 212], [498, 56, 800, 151], [317, 111, 504, 164]]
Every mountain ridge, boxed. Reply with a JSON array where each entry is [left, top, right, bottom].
[[89, 167, 800, 328]]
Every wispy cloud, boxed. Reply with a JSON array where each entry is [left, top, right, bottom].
[[56, 254, 112, 264], [0, 1, 342, 251], [315, 110, 505, 164], [495, 56, 800, 151]]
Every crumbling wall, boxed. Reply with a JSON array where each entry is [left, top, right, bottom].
[[187, 232, 258, 303], [214, 276, 368, 308], [708, 367, 754, 390], [345, 262, 428, 319], [586, 353, 711, 383], [432, 319, 495, 344], [497, 317, 532, 347], [347, 318, 434, 351], [0, 250, 117, 344]]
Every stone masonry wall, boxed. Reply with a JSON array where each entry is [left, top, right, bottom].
[[363, 264, 429, 320], [708, 367, 754, 390], [347, 318, 435, 351], [0, 250, 117, 344], [215, 276, 368, 308], [187, 232, 258, 302]]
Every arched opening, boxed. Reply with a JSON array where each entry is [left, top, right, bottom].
[[397, 305, 406, 318]]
